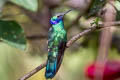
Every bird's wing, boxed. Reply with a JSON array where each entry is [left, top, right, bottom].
[[46, 27, 60, 78], [56, 40, 66, 74]]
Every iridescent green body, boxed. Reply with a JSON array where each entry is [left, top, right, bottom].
[[45, 9, 74, 79], [45, 16, 67, 79]]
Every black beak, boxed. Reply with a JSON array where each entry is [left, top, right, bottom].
[[55, 8, 74, 19], [59, 8, 74, 18], [63, 8, 74, 15]]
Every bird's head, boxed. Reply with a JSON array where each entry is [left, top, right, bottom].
[[50, 9, 74, 25]]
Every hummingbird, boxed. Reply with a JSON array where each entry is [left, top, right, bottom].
[[45, 9, 74, 79]]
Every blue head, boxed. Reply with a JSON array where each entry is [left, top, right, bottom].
[[50, 9, 74, 25]]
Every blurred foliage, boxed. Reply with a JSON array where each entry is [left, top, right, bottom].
[[114, 0, 120, 21], [114, 0, 120, 11], [0, 0, 7, 14], [0, 0, 120, 80], [0, 20, 26, 50], [10, 0, 38, 12], [0, 42, 48, 80], [87, 0, 106, 18], [116, 11, 120, 21]]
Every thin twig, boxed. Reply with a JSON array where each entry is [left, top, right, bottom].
[[66, 26, 97, 47], [19, 62, 46, 80], [67, 21, 120, 47], [18, 21, 120, 80]]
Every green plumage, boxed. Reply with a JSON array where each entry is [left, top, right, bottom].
[[48, 19, 67, 48], [45, 16, 67, 79], [45, 9, 73, 79]]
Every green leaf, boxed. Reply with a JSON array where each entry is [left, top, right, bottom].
[[0, 20, 26, 50], [10, 0, 38, 12], [91, 17, 100, 26]]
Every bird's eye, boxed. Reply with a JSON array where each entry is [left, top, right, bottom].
[[57, 15, 61, 18]]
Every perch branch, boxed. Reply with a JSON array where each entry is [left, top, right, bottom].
[[18, 62, 46, 80], [66, 21, 120, 47], [18, 21, 120, 80]]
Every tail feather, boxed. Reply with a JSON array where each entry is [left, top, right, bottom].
[[45, 41, 66, 79], [45, 58, 57, 79]]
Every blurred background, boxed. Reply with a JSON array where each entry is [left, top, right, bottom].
[[0, 0, 120, 80]]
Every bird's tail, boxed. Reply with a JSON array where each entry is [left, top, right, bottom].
[[45, 42, 66, 79], [45, 51, 65, 79], [45, 54, 57, 79]]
